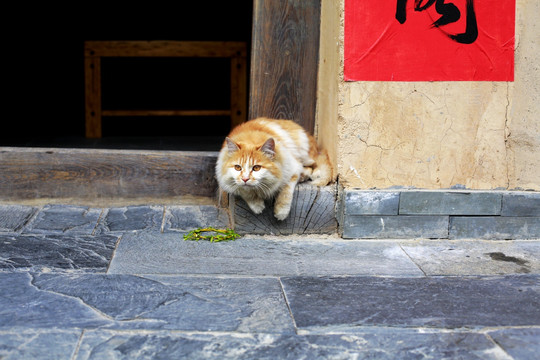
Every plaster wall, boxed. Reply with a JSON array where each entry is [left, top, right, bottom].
[[317, 0, 539, 191]]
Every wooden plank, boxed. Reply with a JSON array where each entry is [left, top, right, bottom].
[[85, 55, 102, 138], [0, 147, 219, 200], [249, 0, 320, 133], [102, 110, 232, 117], [85, 41, 247, 58]]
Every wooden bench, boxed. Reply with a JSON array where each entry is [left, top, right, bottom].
[[84, 41, 247, 138]]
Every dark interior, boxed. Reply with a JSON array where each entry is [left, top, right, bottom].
[[3, 2, 252, 151]]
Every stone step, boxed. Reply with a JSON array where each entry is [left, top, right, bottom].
[[1, 186, 539, 239]]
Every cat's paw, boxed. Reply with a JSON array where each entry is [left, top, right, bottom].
[[274, 206, 291, 221], [309, 168, 330, 186], [247, 199, 265, 214], [299, 167, 313, 183]]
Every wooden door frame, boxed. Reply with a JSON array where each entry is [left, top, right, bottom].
[[249, 0, 320, 133], [0, 0, 322, 201]]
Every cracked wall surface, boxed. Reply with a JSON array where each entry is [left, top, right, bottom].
[[318, 0, 539, 190]]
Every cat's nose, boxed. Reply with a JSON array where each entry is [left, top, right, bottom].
[[242, 177, 249, 183]]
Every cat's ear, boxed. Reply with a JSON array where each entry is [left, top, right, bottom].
[[260, 138, 276, 158], [225, 137, 240, 153]]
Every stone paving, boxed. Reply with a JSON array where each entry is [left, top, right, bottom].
[[1, 204, 539, 359]]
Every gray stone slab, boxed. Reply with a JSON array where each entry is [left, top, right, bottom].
[[163, 205, 229, 231], [0, 205, 37, 232], [0, 330, 81, 360], [488, 328, 540, 360], [342, 215, 449, 239], [232, 184, 337, 235], [0, 273, 294, 333], [0, 273, 112, 329], [108, 232, 424, 276], [99, 206, 164, 232], [75, 329, 504, 360], [0, 233, 118, 272], [399, 191, 502, 215], [502, 192, 540, 216], [401, 240, 540, 275], [24, 205, 102, 235], [281, 275, 540, 329], [341, 191, 400, 215], [449, 216, 540, 239]]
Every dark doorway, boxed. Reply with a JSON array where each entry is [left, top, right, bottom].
[[3, 2, 252, 151]]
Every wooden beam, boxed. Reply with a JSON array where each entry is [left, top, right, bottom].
[[0, 147, 219, 200], [85, 41, 247, 58], [249, 0, 321, 133], [102, 110, 231, 117]]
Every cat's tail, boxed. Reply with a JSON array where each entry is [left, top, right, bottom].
[[310, 149, 334, 186]]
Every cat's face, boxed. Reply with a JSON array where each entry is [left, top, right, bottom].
[[219, 137, 281, 196]]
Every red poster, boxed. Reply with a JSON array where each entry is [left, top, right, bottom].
[[344, 0, 515, 81]]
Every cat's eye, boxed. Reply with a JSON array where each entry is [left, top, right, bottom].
[[234, 165, 242, 171], [252, 165, 261, 171]]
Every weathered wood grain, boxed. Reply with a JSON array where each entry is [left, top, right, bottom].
[[0, 147, 218, 200], [231, 183, 337, 235], [101, 110, 231, 117], [249, 0, 321, 133], [85, 41, 248, 58]]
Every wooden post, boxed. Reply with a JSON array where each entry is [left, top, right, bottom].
[[249, 0, 321, 133], [84, 52, 102, 138], [230, 55, 247, 129]]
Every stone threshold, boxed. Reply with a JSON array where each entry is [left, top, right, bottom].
[[1, 186, 538, 239]]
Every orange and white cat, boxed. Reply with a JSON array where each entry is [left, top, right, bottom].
[[216, 117, 333, 220]]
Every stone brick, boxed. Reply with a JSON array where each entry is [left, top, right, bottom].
[[75, 330, 501, 359], [0, 273, 294, 334], [281, 275, 540, 329], [342, 215, 449, 239], [401, 240, 540, 275], [0, 233, 119, 272], [341, 191, 400, 215], [502, 192, 540, 216], [0, 330, 81, 360], [0, 205, 37, 232], [450, 216, 540, 239], [399, 191, 502, 215], [101, 206, 164, 232], [109, 232, 424, 276], [24, 205, 102, 235], [488, 328, 540, 360], [164, 205, 229, 231]]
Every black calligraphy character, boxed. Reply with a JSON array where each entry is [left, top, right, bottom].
[[395, 0, 478, 44]]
